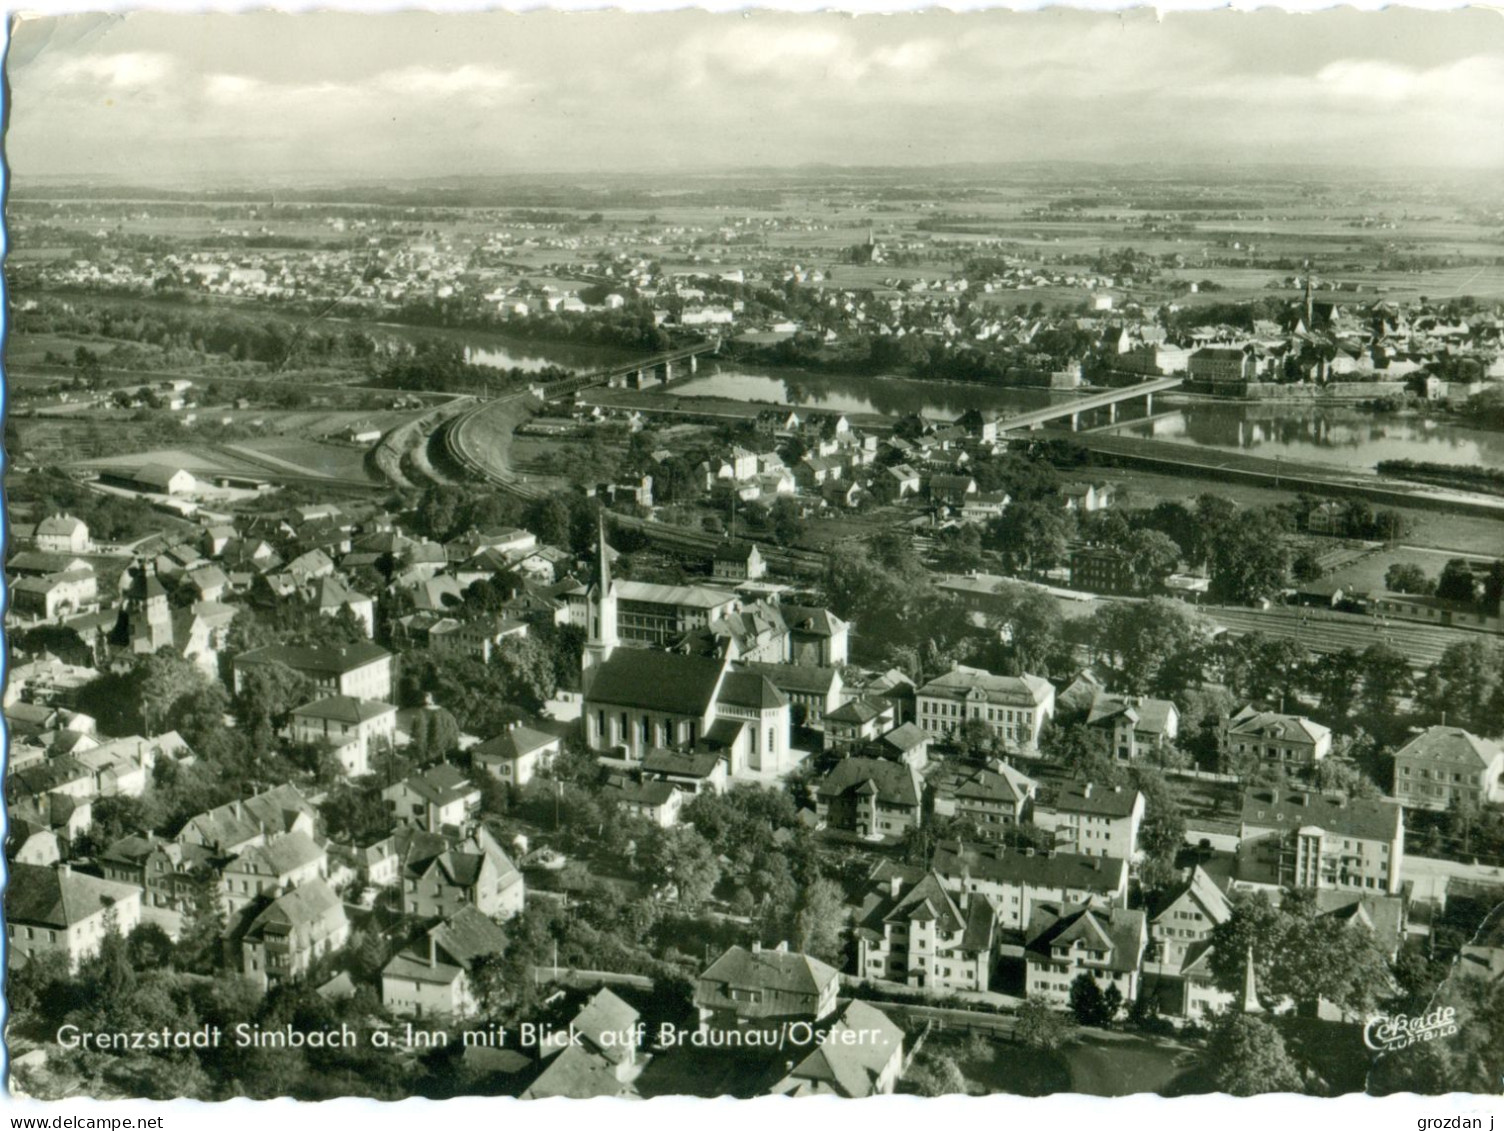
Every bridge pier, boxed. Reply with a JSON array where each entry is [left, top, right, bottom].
[[637, 368, 648, 388], [1145, 392, 1154, 415], [689, 354, 699, 375], [1070, 412, 1080, 432], [663, 360, 674, 383]]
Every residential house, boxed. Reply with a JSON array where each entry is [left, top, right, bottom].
[[233, 642, 393, 702], [520, 990, 645, 1100], [815, 757, 923, 839], [824, 697, 895, 752], [1087, 692, 1180, 762], [381, 906, 510, 1019], [1070, 546, 1133, 595], [35, 514, 91, 553], [288, 696, 397, 777], [98, 833, 213, 936], [6, 863, 143, 970], [930, 761, 1038, 834], [1220, 707, 1333, 772], [1035, 781, 1146, 861], [602, 776, 684, 828], [176, 784, 318, 857], [472, 724, 562, 788], [232, 879, 349, 989], [1238, 788, 1405, 895], [384, 765, 482, 833], [875, 722, 932, 769], [695, 943, 840, 1035], [641, 748, 729, 796], [711, 542, 766, 583], [1391, 726, 1504, 812], [930, 840, 1129, 932], [1061, 482, 1115, 513], [221, 831, 328, 914], [852, 865, 996, 992], [394, 825, 524, 921], [1024, 902, 1148, 1006], [1145, 866, 1236, 1020]]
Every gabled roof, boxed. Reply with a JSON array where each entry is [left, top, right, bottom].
[[571, 988, 640, 1065], [718, 671, 787, 711], [398, 764, 478, 807], [7, 863, 140, 928], [1025, 902, 1146, 973], [1241, 788, 1402, 842], [430, 905, 509, 967], [227, 830, 325, 878], [699, 944, 840, 1001], [879, 722, 929, 754], [586, 651, 725, 717], [1047, 779, 1142, 819], [642, 747, 724, 780], [772, 999, 903, 1098], [918, 665, 1053, 707], [235, 641, 390, 676], [817, 757, 920, 807], [930, 840, 1126, 894], [291, 695, 396, 726], [1393, 726, 1503, 770], [1152, 865, 1233, 927], [825, 697, 889, 726], [1087, 692, 1177, 737], [1226, 707, 1331, 746], [472, 725, 560, 763], [244, 879, 344, 938], [739, 662, 841, 696]]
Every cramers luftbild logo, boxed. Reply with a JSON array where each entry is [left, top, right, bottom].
[[1364, 1005, 1460, 1052]]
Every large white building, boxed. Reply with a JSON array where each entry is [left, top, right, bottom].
[[915, 665, 1055, 754]]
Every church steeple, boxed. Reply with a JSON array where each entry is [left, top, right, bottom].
[[583, 515, 618, 677]]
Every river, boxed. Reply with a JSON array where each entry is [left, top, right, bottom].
[[659, 363, 1503, 475]]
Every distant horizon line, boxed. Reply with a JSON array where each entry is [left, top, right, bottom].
[[12, 157, 1504, 191]]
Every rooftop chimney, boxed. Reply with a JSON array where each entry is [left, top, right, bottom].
[[1083, 783, 1093, 799]]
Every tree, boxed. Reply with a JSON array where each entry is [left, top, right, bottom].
[[409, 704, 461, 763], [641, 826, 720, 909], [490, 635, 558, 714], [985, 499, 1072, 576], [1068, 973, 1110, 1026], [1290, 547, 1324, 584], [1085, 598, 1210, 698], [1203, 1014, 1305, 1096], [1015, 995, 1076, 1051], [769, 496, 803, 546], [1123, 528, 1181, 593], [1308, 647, 1363, 728], [1208, 510, 1290, 604], [1384, 563, 1435, 595], [1415, 639, 1504, 736], [236, 662, 313, 753], [1358, 643, 1412, 731], [176, 873, 228, 974], [1101, 983, 1124, 1025], [1436, 559, 1478, 605], [792, 876, 847, 964]]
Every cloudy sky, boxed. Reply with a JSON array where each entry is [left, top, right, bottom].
[[8, 10, 1503, 183]]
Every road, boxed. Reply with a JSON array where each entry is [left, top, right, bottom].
[[1404, 854, 1504, 904]]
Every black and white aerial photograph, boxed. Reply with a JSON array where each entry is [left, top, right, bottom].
[[3, 6, 1504, 1109]]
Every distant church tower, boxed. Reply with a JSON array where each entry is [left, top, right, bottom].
[[583, 516, 619, 677], [112, 558, 174, 654]]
